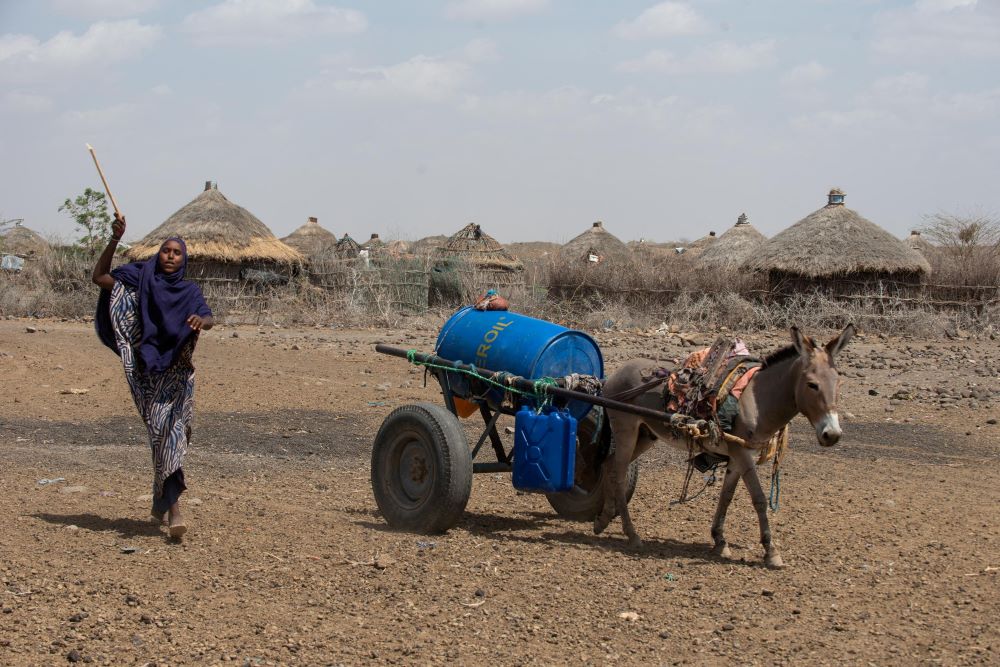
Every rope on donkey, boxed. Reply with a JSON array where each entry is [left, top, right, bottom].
[[670, 459, 724, 506], [769, 463, 781, 512]]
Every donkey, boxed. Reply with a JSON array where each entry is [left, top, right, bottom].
[[595, 324, 855, 568]]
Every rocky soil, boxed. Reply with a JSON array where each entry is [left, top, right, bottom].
[[1, 317, 998, 666]]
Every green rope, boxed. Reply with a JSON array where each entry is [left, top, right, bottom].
[[403, 349, 542, 398], [532, 377, 559, 407], [768, 466, 781, 512]]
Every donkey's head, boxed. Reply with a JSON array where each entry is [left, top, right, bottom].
[[790, 324, 856, 447]]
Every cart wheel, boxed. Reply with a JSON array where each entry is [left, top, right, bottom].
[[546, 459, 638, 522], [371, 403, 472, 533], [546, 410, 638, 522]]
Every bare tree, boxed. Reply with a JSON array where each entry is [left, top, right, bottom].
[[920, 212, 1000, 287]]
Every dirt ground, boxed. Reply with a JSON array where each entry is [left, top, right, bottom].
[[1, 316, 998, 666]]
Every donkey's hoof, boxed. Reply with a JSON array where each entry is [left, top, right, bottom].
[[593, 516, 610, 535], [712, 543, 733, 559], [626, 536, 644, 550], [764, 553, 785, 569]]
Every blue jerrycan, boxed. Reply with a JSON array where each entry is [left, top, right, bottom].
[[512, 405, 577, 493]]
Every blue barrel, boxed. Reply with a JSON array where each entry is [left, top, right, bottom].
[[434, 307, 603, 419]]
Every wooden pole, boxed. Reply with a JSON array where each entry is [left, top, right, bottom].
[[376, 344, 682, 423], [85, 144, 122, 218], [374, 343, 757, 448]]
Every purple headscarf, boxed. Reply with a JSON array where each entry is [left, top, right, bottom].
[[96, 237, 212, 373]]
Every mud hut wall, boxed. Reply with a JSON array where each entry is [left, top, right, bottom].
[[766, 271, 927, 300], [183, 259, 299, 282], [185, 260, 243, 282]]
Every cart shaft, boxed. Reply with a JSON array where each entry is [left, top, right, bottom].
[[375, 344, 682, 425]]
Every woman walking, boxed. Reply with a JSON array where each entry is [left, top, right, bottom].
[[93, 213, 213, 538]]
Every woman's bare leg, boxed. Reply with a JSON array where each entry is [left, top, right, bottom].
[[168, 502, 186, 538]]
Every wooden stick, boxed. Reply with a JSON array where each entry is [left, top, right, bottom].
[[376, 344, 771, 449], [85, 144, 122, 218]]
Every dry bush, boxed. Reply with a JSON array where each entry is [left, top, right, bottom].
[[752, 290, 945, 337], [263, 255, 434, 328], [310, 256, 430, 310], [0, 240, 989, 339], [199, 280, 282, 326], [920, 213, 1000, 288], [547, 253, 680, 304], [427, 257, 526, 309], [536, 252, 956, 337], [948, 301, 1000, 336], [546, 252, 765, 307], [0, 247, 96, 318], [541, 252, 767, 329]]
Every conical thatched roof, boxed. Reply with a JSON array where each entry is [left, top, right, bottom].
[[906, 230, 935, 259], [437, 223, 523, 270], [697, 214, 766, 271], [386, 239, 410, 257], [127, 182, 302, 264], [506, 241, 561, 263], [411, 234, 448, 256], [746, 190, 931, 278], [1, 222, 48, 257], [630, 238, 684, 262], [335, 233, 361, 257], [281, 216, 337, 257], [361, 233, 386, 252], [559, 221, 629, 263], [684, 230, 718, 257]]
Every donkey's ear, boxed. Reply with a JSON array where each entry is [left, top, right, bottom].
[[826, 323, 856, 358], [790, 325, 814, 358]]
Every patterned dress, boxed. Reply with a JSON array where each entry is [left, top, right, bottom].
[[109, 281, 195, 507]]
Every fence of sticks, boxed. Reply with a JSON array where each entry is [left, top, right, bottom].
[[1, 246, 997, 332], [307, 255, 431, 312]]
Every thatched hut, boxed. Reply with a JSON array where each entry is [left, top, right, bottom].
[[335, 233, 361, 258], [127, 182, 302, 282], [629, 238, 686, 266], [281, 216, 337, 260], [386, 239, 410, 257], [410, 235, 448, 256], [696, 214, 766, 272], [684, 230, 718, 258], [1, 222, 48, 258], [506, 241, 561, 263], [559, 221, 629, 264], [361, 233, 386, 254], [746, 189, 931, 296], [906, 230, 936, 264], [431, 222, 524, 304], [436, 223, 521, 268]]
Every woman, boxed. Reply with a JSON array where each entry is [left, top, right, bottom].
[[93, 213, 213, 538]]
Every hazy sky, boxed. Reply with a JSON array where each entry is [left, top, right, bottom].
[[2, 0, 998, 245]]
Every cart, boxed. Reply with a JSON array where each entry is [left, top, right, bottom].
[[368, 307, 676, 533]]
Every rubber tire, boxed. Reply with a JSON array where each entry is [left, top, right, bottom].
[[371, 403, 473, 533], [546, 456, 640, 522]]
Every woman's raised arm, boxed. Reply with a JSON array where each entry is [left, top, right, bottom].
[[92, 213, 126, 290]]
